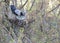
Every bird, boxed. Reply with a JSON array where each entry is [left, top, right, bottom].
[[10, 5, 20, 16], [10, 5, 26, 37], [10, 5, 26, 20]]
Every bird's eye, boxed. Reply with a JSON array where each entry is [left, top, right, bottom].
[[20, 12, 24, 16]]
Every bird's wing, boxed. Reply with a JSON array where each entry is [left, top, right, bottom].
[[15, 9, 21, 15]]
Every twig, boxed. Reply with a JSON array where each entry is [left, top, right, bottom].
[[20, 0, 28, 9], [47, 4, 60, 14], [0, 23, 9, 33], [40, 0, 44, 10], [29, 0, 35, 11], [22, 36, 32, 43], [20, 0, 22, 5]]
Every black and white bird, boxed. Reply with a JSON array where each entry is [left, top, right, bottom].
[[10, 5, 26, 37], [10, 5, 26, 20]]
